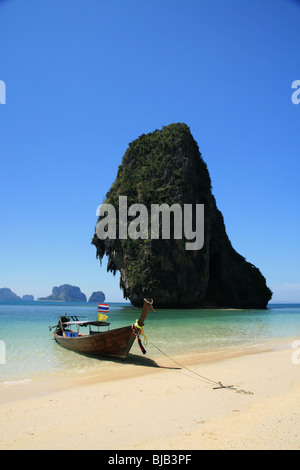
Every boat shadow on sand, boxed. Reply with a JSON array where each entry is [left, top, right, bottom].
[[117, 353, 181, 370], [70, 350, 181, 371]]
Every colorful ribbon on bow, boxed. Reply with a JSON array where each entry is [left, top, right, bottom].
[[131, 320, 147, 354]]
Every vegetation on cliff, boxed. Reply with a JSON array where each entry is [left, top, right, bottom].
[[92, 123, 272, 308]]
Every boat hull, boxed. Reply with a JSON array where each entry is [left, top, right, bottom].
[[53, 325, 136, 360]]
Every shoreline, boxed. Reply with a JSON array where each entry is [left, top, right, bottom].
[[0, 336, 292, 400], [1, 337, 300, 450]]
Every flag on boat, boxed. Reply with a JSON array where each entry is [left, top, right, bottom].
[[98, 303, 109, 313], [97, 303, 109, 321]]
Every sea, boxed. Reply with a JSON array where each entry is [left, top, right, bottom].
[[0, 301, 300, 385]]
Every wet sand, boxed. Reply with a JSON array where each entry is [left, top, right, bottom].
[[0, 340, 300, 450]]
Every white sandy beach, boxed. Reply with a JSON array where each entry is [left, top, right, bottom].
[[0, 341, 300, 450]]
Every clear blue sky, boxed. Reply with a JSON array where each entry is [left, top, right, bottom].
[[0, 0, 299, 302]]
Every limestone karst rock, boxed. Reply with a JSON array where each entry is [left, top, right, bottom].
[[88, 291, 106, 303], [0, 288, 21, 301], [38, 284, 87, 302], [92, 123, 272, 308]]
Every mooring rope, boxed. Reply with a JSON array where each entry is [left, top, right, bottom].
[[149, 341, 236, 390]]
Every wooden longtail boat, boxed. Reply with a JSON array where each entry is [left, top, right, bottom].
[[50, 298, 154, 360]]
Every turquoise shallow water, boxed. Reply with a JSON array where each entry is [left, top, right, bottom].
[[0, 301, 300, 383]]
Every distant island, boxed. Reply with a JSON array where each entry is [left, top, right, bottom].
[[0, 288, 34, 301], [88, 291, 106, 303], [38, 284, 87, 302], [0, 285, 106, 303], [0, 287, 21, 300], [22, 295, 34, 301]]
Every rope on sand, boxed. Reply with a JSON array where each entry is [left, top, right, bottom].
[[149, 341, 237, 390]]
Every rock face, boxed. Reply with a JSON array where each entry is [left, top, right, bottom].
[[0, 288, 21, 301], [92, 123, 272, 308], [88, 291, 106, 303], [22, 295, 34, 301], [38, 284, 87, 302]]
